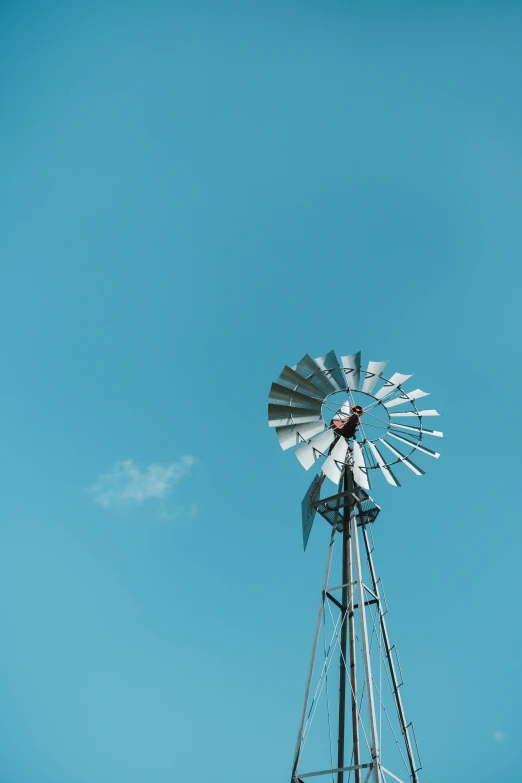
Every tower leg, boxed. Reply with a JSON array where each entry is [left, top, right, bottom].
[[336, 508, 349, 782], [291, 528, 336, 782], [348, 526, 361, 783], [337, 471, 360, 783], [362, 527, 419, 783], [351, 493, 381, 783]]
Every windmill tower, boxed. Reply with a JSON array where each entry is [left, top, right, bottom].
[[268, 351, 442, 783]]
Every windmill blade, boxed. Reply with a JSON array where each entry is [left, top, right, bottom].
[[384, 389, 430, 408], [362, 360, 388, 395], [321, 437, 349, 484], [390, 410, 440, 418], [301, 473, 325, 551], [388, 431, 440, 458], [275, 421, 326, 450], [352, 439, 371, 490], [315, 350, 346, 391], [379, 439, 425, 476], [367, 441, 400, 487], [292, 354, 338, 396], [390, 422, 444, 438], [373, 372, 413, 401], [294, 429, 336, 469], [294, 442, 319, 470], [277, 365, 328, 399], [268, 382, 324, 410], [268, 404, 323, 428], [309, 427, 336, 454], [341, 351, 361, 391]]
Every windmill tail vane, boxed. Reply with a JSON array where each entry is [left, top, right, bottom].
[[267, 350, 442, 783]]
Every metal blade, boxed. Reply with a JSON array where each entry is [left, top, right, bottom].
[[268, 382, 324, 410], [292, 354, 338, 396], [294, 429, 336, 469], [351, 439, 370, 490], [384, 389, 430, 408], [309, 427, 337, 454], [389, 410, 440, 418], [341, 352, 361, 390], [379, 439, 425, 476], [390, 423, 443, 438], [301, 473, 324, 551], [387, 431, 440, 458], [315, 350, 346, 391], [268, 404, 323, 428], [275, 421, 326, 450], [321, 437, 349, 484], [373, 372, 412, 401], [294, 442, 318, 470], [277, 365, 328, 399], [361, 360, 388, 395], [367, 441, 400, 487]]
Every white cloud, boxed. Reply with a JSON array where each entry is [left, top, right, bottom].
[[88, 457, 196, 508], [493, 731, 506, 743]]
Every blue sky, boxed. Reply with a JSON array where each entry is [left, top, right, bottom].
[[0, 1, 521, 781]]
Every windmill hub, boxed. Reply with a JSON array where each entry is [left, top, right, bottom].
[[322, 389, 390, 443]]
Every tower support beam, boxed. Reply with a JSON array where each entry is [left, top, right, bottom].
[[336, 499, 349, 782], [348, 527, 361, 783], [362, 527, 420, 783], [337, 469, 361, 783], [350, 478, 381, 783], [291, 528, 336, 782]]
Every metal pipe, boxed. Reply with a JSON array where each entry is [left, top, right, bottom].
[[336, 470, 350, 783], [351, 497, 381, 782], [291, 527, 337, 782], [348, 495, 361, 783], [362, 527, 419, 783], [337, 468, 361, 782]]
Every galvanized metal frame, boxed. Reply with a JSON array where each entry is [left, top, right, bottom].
[[291, 467, 421, 783]]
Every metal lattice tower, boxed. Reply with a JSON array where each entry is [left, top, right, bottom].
[[267, 351, 443, 783]]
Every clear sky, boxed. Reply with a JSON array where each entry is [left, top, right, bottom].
[[0, 1, 521, 781]]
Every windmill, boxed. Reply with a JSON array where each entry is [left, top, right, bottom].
[[268, 350, 443, 783]]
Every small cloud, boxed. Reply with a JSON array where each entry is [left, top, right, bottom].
[[88, 457, 195, 508], [493, 731, 506, 743]]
